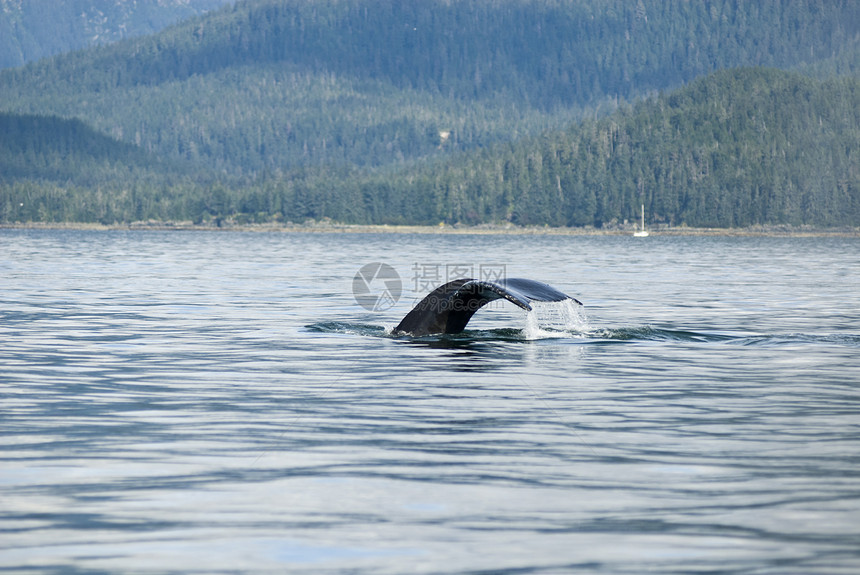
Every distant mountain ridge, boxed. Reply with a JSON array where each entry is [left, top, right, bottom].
[[0, 0, 858, 227], [2, 0, 856, 177], [0, 0, 233, 69]]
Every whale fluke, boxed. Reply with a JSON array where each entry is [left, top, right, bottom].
[[392, 278, 582, 336]]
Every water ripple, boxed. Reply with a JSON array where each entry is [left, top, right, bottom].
[[2, 230, 859, 574]]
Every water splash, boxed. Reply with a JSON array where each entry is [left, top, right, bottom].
[[522, 300, 589, 340]]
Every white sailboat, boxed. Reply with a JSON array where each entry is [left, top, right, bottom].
[[633, 204, 649, 237]]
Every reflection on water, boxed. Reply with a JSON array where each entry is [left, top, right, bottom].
[[1, 229, 859, 574]]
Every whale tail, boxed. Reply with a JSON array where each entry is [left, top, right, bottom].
[[392, 278, 581, 336]]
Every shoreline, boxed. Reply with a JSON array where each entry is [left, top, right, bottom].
[[1, 221, 857, 237]]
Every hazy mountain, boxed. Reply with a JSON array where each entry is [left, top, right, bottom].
[[0, 0, 234, 69]]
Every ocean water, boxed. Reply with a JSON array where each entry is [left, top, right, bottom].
[[1, 229, 859, 574]]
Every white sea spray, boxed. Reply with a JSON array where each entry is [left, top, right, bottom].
[[522, 299, 589, 340]]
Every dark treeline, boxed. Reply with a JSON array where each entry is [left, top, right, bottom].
[[2, 69, 858, 228]]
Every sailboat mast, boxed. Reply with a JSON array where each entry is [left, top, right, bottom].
[[633, 203, 649, 236]]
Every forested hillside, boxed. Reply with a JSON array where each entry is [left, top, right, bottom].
[[1, 0, 857, 175], [384, 69, 860, 228], [1, 113, 158, 181], [3, 69, 857, 228], [0, 112, 218, 224], [0, 1, 858, 228], [0, 0, 233, 69]]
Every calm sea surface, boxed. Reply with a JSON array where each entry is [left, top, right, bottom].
[[1, 229, 859, 574]]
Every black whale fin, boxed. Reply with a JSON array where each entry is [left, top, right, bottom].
[[392, 278, 582, 336]]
